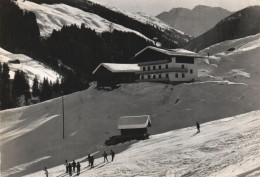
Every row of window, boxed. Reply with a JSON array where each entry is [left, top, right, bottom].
[[143, 64, 186, 71], [140, 73, 187, 79]]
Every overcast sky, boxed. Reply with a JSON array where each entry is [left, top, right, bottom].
[[91, 0, 260, 16]]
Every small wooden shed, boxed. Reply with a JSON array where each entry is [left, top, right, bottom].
[[117, 115, 151, 136]]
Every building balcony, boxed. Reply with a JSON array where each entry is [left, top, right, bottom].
[[135, 68, 188, 75], [137, 60, 170, 66]]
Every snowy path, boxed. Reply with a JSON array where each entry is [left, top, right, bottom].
[[25, 110, 260, 177]]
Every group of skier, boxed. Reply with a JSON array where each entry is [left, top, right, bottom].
[[102, 150, 115, 163], [64, 160, 81, 176]]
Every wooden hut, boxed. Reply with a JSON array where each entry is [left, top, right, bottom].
[[117, 115, 151, 136], [92, 63, 140, 86]]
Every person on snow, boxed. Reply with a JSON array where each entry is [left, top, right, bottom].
[[196, 121, 200, 133], [64, 160, 69, 173], [87, 154, 91, 166], [43, 167, 49, 177], [103, 151, 109, 163], [90, 155, 94, 168], [110, 150, 115, 162], [72, 160, 76, 172], [76, 162, 81, 176], [68, 163, 72, 176]]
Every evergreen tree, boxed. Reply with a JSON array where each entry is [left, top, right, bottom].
[[12, 70, 30, 106], [40, 78, 52, 101], [0, 63, 12, 109], [32, 76, 40, 97], [2, 63, 10, 83], [0, 62, 2, 74]]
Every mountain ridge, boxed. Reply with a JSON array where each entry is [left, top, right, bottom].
[[157, 5, 232, 37], [185, 6, 260, 52]]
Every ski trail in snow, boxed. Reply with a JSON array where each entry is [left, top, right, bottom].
[[0, 114, 58, 145], [2, 156, 51, 177]]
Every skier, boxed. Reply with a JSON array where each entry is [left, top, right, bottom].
[[64, 160, 69, 173], [196, 121, 200, 133], [72, 160, 76, 172], [103, 151, 109, 163], [90, 155, 94, 168], [43, 167, 49, 177], [68, 163, 72, 176], [110, 150, 115, 162], [87, 154, 91, 166], [76, 162, 81, 176]]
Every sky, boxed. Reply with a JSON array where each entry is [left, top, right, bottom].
[[90, 0, 260, 16]]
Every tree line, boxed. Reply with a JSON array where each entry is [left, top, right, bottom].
[[0, 62, 79, 110]]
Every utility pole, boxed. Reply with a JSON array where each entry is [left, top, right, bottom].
[[62, 92, 65, 139]]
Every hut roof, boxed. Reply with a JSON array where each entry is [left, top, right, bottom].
[[132, 46, 203, 60], [92, 63, 140, 75], [118, 115, 151, 129]]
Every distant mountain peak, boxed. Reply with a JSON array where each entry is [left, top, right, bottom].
[[156, 5, 231, 37]]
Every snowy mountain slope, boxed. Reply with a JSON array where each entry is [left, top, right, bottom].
[[89, 0, 183, 33], [15, 0, 152, 41], [0, 47, 61, 86], [200, 33, 260, 56], [197, 33, 260, 82], [25, 110, 260, 177]]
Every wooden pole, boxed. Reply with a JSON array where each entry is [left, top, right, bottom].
[[62, 93, 65, 139]]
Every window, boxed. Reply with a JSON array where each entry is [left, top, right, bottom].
[[166, 74, 169, 78], [143, 67, 146, 71], [159, 74, 161, 78], [153, 75, 156, 79], [148, 75, 151, 79], [182, 73, 185, 78], [166, 65, 168, 69], [175, 73, 178, 78], [159, 65, 161, 69], [148, 66, 150, 71], [190, 69, 193, 74], [182, 65, 184, 69], [153, 66, 156, 70], [141, 75, 144, 79]]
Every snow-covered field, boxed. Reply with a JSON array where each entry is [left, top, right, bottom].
[[15, 0, 152, 41], [0, 47, 61, 86], [24, 110, 260, 177]]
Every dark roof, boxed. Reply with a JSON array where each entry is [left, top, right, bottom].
[[118, 115, 151, 129]]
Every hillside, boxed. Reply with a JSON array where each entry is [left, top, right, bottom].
[[25, 0, 191, 47], [15, 0, 151, 41], [157, 5, 231, 37], [25, 110, 260, 177], [0, 47, 61, 86], [185, 6, 260, 52]]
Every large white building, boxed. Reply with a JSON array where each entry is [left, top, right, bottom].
[[133, 46, 203, 84]]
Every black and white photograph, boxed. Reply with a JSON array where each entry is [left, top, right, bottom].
[[1, 0, 260, 176]]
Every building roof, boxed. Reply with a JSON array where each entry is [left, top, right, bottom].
[[118, 115, 151, 129], [133, 46, 203, 59], [92, 63, 140, 75]]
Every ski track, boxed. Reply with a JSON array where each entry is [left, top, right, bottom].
[[24, 111, 260, 177]]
